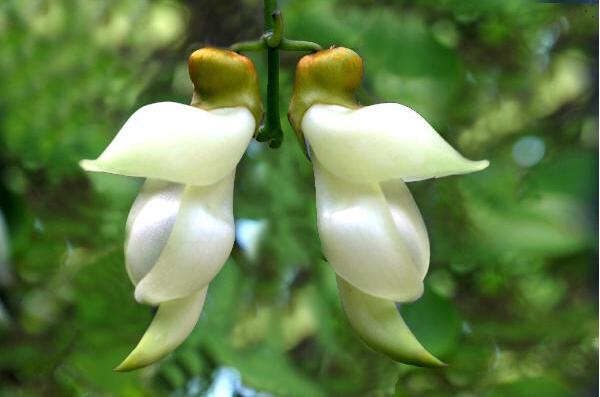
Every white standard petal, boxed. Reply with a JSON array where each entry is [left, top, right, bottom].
[[302, 103, 489, 183], [125, 179, 184, 286], [314, 158, 424, 302], [115, 287, 207, 372], [134, 172, 235, 305], [80, 102, 255, 186], [380, 179, 429, 278]]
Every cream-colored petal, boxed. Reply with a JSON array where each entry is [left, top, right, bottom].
[[380, 180, 429, 278], [337, 277, 444, 367], [124, 180, 183, 286], [80, 102, 254, 185], [134, 172, 235, 305], [303, 104, 489, 183], [314, 159, 424, 302], [114, 287, 207, 372]]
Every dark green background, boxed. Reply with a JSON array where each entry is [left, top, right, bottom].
[[0, 0, 597, 396]]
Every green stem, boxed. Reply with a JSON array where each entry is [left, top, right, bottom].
[[264, 11, 283, 48], [230, 39, 266, 52], [258, 0, 283, 147], [230, 0, 322, 148], [265, 46, 282, 147], [280, 38, 323, 52]]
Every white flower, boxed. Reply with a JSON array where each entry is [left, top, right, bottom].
[[304, 104, 487, 366], [80, 48, 261, 371], [304, 103, 488, 303], [290, 48, 488, 366], [82, 103, 253, 370]]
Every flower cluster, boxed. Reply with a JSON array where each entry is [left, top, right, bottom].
[[81, 47, 488, 371]]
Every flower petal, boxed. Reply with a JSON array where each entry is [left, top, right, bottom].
[[80, 102, 254, 185], [380, 179, 429, 278], [303, 104, 489, 183], [314, 159, 424, 302], [125, 180, 183, 285], [134, 172, 235, 305], [114, 287, 207, 372], [337, 276, 444, 367]]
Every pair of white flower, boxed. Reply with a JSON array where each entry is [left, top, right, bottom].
[[81, 47, 487, 371]]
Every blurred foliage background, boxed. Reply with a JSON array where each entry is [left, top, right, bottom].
[[0, 0, 597, 396]]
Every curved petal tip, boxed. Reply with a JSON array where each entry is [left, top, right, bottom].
[[337, 277, 445, 368], [471, 159, 490, 172], [447, 158, 489, 179], [79, 159, 103, 173], [80, 159, 126, 177], [114, 288, 207, 372]]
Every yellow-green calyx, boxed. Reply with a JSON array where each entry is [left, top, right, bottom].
[[189, 48, 263, 128], [288, 47, 363, 150]]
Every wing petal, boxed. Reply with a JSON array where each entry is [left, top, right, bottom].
[[380, 179, 430, 277], [124, 180, 183, 286], [314, 159, 424, 302], [134, 172, 235, 305]]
